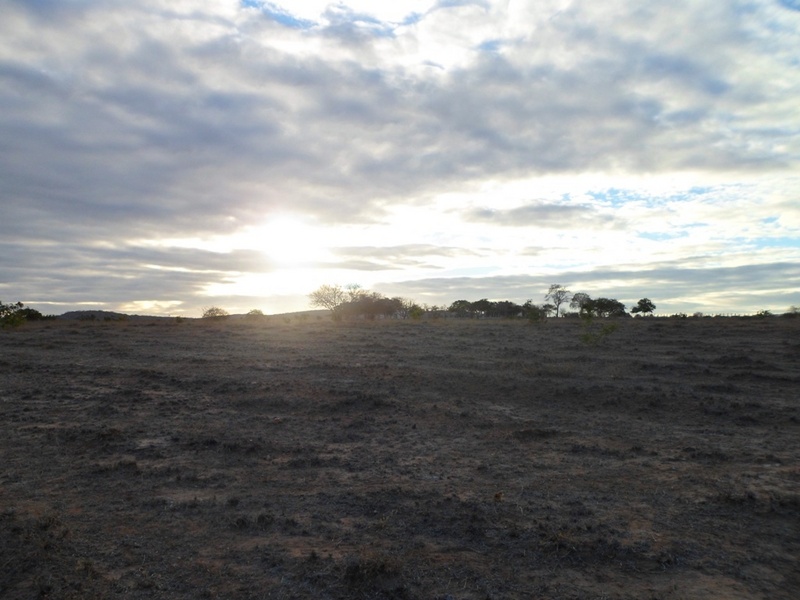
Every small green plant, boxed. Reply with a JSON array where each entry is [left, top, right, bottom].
[[579, 313, 618, 345], [522, 300, 550, 324], [408, 304, 425, 320]]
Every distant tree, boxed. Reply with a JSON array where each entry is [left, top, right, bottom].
[[570, 292, 593, 317], [389, 297, 421, 319], [448, 300, 473, 317], [631, 298, 656, 316], [18, 307, 44, 321], [591, 298, 627, 318], [408, 304, 425, 320], [246, 309, 266, 320], [202, 306, 229, 319], [493, 300, 522, 318], [522, 300, 549, 323], [470, 299, 494, 317], [346, 283, 366, 302], [545, 284, 572, 317], [0, 301, 26, 327], [308, 284, 347, 316], [332, 291, 405, 320]]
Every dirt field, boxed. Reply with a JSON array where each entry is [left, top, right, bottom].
[[1, 316, 799, 599]]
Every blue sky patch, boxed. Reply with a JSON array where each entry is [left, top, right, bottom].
[[752, 236, 800, 248], [638, 231, 689, 242], [477, 39, 502, 52], [241, 1, 316, 29]]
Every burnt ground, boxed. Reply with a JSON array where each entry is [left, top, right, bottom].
[[1, 316, 799, 599]]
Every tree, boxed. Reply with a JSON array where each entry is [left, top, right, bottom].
[[17, 307, 44, 321], [395, 298, 423, 319], [308, 284, 347, 315], [631, 298, 656, 316], [493, 300, 522, 318], [522, 300, 549, 323], [345, 283, 366, 302], [0, 301, 26, 327], [570, 292, 593, 317], [202, 306, 229, 319], [591, 298, 627, 318], [448, 300, 473, 317], [0, 301, 49, 326], [470, 299, 495, 317], [545, 284, 572, 317], [407, 304, 425, 320]]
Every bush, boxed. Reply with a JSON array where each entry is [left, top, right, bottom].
[[0, 301, 48, 327], [201, 306, 229, 319]]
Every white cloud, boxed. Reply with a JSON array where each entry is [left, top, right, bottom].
[[0, 0, 798, 316]]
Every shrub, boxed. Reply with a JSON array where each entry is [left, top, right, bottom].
[[201, 306, 229, 319], [0, 301, 47, 327]]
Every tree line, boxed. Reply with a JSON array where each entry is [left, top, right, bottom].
[[308, 283, 658, 321], [308, 284, 425, 321]]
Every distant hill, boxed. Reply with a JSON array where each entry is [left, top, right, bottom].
[[57, 309, 329, 321], [58, 310, 170, 321]]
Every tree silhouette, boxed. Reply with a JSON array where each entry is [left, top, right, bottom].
[[545, 284, 572, 317], [631, 298, 656, 316]]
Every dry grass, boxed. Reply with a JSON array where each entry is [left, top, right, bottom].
[[1, 316, 799, 598]]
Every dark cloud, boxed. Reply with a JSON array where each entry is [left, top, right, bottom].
[[378, 261, 800, 314], [1, 0, 790, 244], [464, 202, 620, 229], [0, 242, 272, 311]]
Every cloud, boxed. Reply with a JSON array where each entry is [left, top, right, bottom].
[[0, 0, 798, 315], [464, 201, 620, 229], [377, 260, 800, 314], [324, 244, 478, 271]]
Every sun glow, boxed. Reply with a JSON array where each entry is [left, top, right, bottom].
[[249, 216, 331, 267]]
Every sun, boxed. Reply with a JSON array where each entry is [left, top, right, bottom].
[[252, 215, 329, 267]]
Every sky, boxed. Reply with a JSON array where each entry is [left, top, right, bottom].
[[1, 0, 799, 317]]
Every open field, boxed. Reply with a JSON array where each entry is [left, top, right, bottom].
[[1, 316, 799, 599]]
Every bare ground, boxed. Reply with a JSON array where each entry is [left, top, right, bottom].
[[1, 316, 799, 599]]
